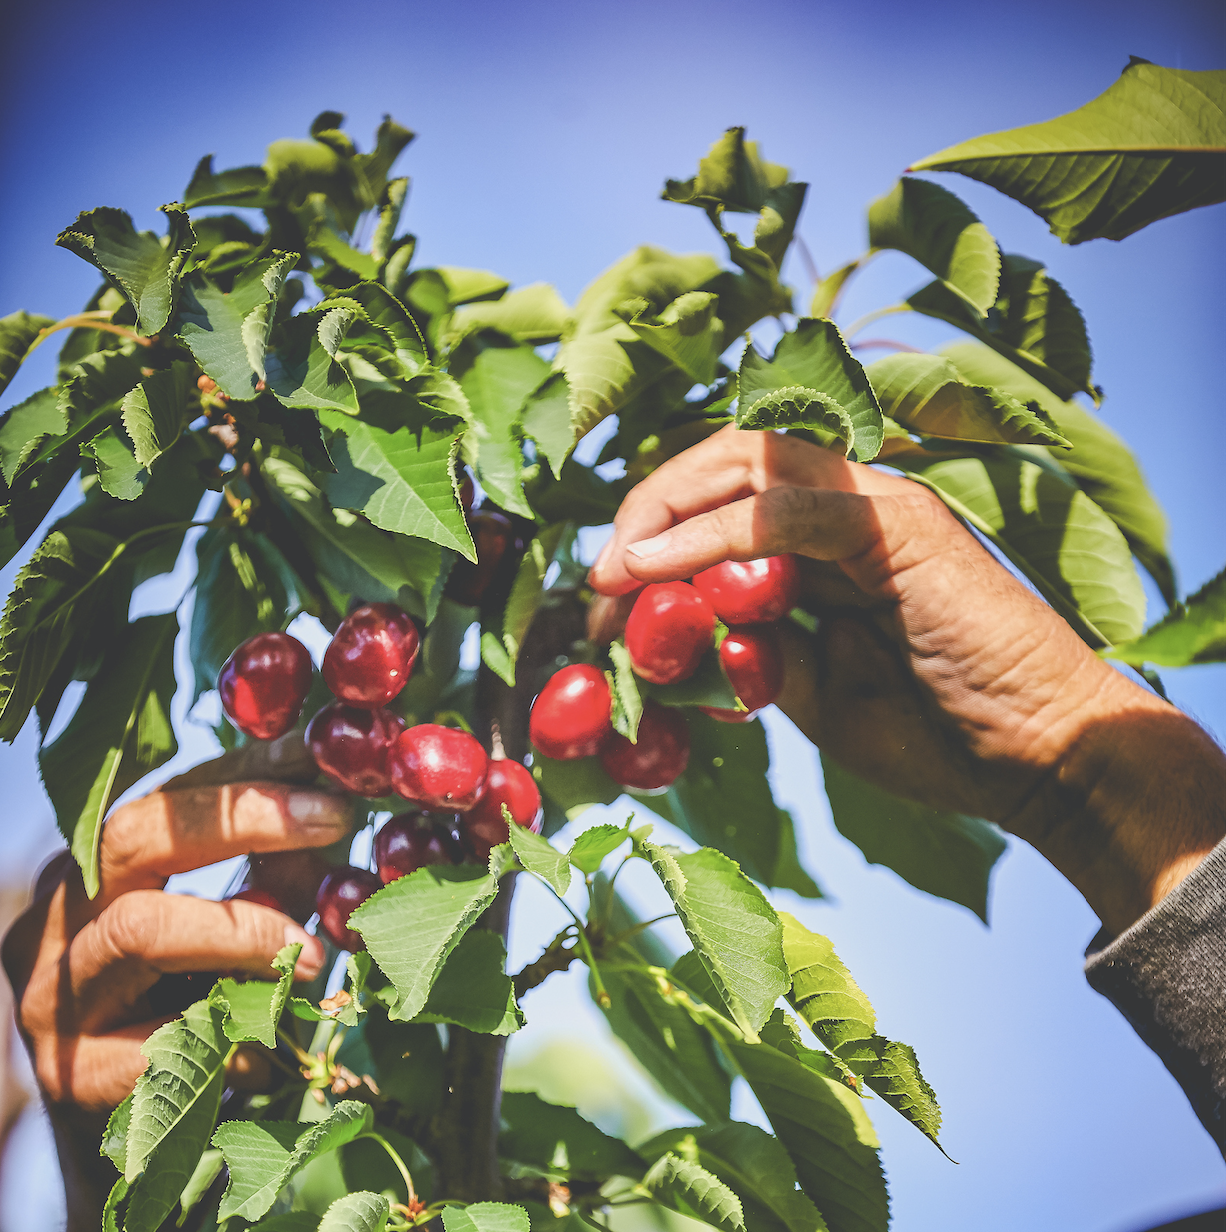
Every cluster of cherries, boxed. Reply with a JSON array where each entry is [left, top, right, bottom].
[[218, 600, 541, 952], [528, 554, 798, 792]]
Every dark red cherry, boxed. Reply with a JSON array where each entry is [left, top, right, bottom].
[[624, 582, 715, 686], [445, 508, 515, 606], [307, 702, 405, 796], [699, 627, 786, 723], [218, 632, 313, 741], [323, 603, 419, 709], [600, 702, 690, 791], [458, 470, 475, 512], [388, 724, 489, 811], [529, 664, 613, 760], [247, 849, 331, 923], [374, 811, 458, 883], [227, 887, 285, 911], [692, 556, 800, 624], [462, 759, 542, 860], [315, 866, 382, 951]]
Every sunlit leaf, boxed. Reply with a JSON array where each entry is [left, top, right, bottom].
[[1107, 567, 1226, 667]]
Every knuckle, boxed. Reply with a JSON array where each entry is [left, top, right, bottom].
[[96, 893, 162, 961]]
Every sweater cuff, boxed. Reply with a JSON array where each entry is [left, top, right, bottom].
[[1085, 838, 1226, 1157]]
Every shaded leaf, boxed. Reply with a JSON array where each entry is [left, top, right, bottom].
[[184, 155, 269, 209], [519, 372, 577, 480], [499, 1090, 642, 1182], [341, 281, 427, 374], [120, 361, 192, 468], [318, 1192, 389, 1232], [178, 1147, 225, 1223], [500, 523, 568, 664], [621, 292, 723, 385], [1107, 567, 1226, 667], [80, 426, 147, 500], [643, 1153, 745, 1232], [267, 303, 361, 413], [417, 928, 523, 1034], [0, 385, 64, 485], [56, 205, 195, 335], [664, 126, 789, 213], [607, 641, 643, 742], [908, 60, 1226, 244], [450, 283, 570, 344], [0, 311, 54, 398], [39, 614, 178, 896], [737, 320, 883, 461], [821, 754, 1005, 922], [443, 1206, 530, 1232], [211, 943, 300, 1047], [642, 842, 787, 1042], [533, 754, 622, 824]]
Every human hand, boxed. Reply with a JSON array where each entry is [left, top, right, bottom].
[[589, 425, 1226, 933], [1, 733, 351, 1226]]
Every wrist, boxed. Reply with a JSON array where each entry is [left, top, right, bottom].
[[1020, 673, 1226, 937]]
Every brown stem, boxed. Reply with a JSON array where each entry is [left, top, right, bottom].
[[513, 943, 579, 999]]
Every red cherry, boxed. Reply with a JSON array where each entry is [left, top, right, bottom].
[[462, 759, 542, 860], [699, 627, 786, 723], [227, 887, 285, 911], [624, 582, 715, 686], [691, 556, 800, 624], [374, 811, 458, 883], [600, 702, 690, 791], [218, 632, 313, 741], [388, 724, 489, 811], [247, 849, 331, 923], [445, 508, 515, 606], [315, 866, 382, 951], [307, 702, 405, 796], [458, 471, 475, 512], [529, 664, 613, 760], [323, 603, 419, 709]]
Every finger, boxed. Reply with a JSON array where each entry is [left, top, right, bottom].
[[92, 781, 351, 908], [619, 486, 884, 584], [69, 891, 326, 1030], [159, 730, 318, 791], [28, 1022, 167, 1112]]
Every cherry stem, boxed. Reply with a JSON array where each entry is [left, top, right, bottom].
[[608, 914, 677, 946], [24, 311, 152, 358], [359, 1131, 419, 1207], [843, 303, 911, 340], [275, 1027, 315, 1068], [851, 338, 924, 354]]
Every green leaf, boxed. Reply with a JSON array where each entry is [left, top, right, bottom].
[[641, 842, 787, 1042], [57, 205, 195, 335], [810, 260, 860, 320], [499, 1090, 643, 1182], [310, 225, 380, 281], [443, 1206, 530, 1232], [865, 352, 1069, 447], [248, 1214, 323, 1232], [480, 630, 517, 687], [908, 60, 1226, 244], [533, 754, 623, 823], [643, 1153, 745, 1232], [664, 126, 790, 213], [417, 927, 523, 1034], [178, 1147, 225, 1223], [184, 155, 269, 208], [940, 341, 1175, 604], [319, 411, 474, 560], [178, 254, 297, 398], [437, 267, 511, 305], [0, 311, 54, 398], [124, 1000, 230, 1229], [898, 448, 1146, 646], [508, 820, 572, 896], [732, 1014, 888, 1232], [39, 614, 178, 895], [341, 281, 427, 373], [213, 1102, 374, 1222], [907, 253, 1097, 403], [621, 292, 724, 385], [350, 858, 509, 1021], [80, 426, 147, 500], [519, 372, 577, 480], [500, 523, 569, 665], [450, 282, 570, 344], [0, 385, 65, 485], [318, 1192, 390, 1232], [1107, 567, 1226, 667], [868, 179, 1000, 316], [371, 177, 409, 266], [643, 645, 738, 710], [736, 320, 883, 461], [821, 754, 1005, 922], [269, 303, 365, 413], [120, 362, 192, 469], [103, 1093, 133, 1173], [454, 341, 546, 517], [607, 641, 643, 742], [640, 1122, 828, 1232], [568, 820, 633, 875], [211, 943, 300, 1047]]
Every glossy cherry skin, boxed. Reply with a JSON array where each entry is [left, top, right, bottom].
[[699, 627, 786, 723], [458, 471, 476, 512], [388, 724, 489, 811], [323, 603, 420, 709], [692, 556, 800, 624], [315, 866, 382, 951], [446, 509, 514, 606], [218, 632, 313, 740], [307, 702, 405, 796], [227, 887, 285, 911], [247, 849, 331, 923], [624, 582, 716, 686], [374, 811, 458, 883], [600, 701, 691, 791], [462, 759, 543, 861], [529, 664, 613, 760]]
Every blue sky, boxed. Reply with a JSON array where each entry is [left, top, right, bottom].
[[1, 2, 1224, 1229]]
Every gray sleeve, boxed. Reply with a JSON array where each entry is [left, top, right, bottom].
[[1085, 838, 1226, 1158]]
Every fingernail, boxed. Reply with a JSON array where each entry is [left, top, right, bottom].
[[627, 532, 672, 558], [288, 792, 346, 829], [591, 536, 615, 575], [286, 924, 325, 980]]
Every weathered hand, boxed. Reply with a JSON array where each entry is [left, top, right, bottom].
[[589, 425, 1225, 934], [1, 733, 351, 1227]]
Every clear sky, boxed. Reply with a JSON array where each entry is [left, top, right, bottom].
[[1, 2, 1224, 1230]]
